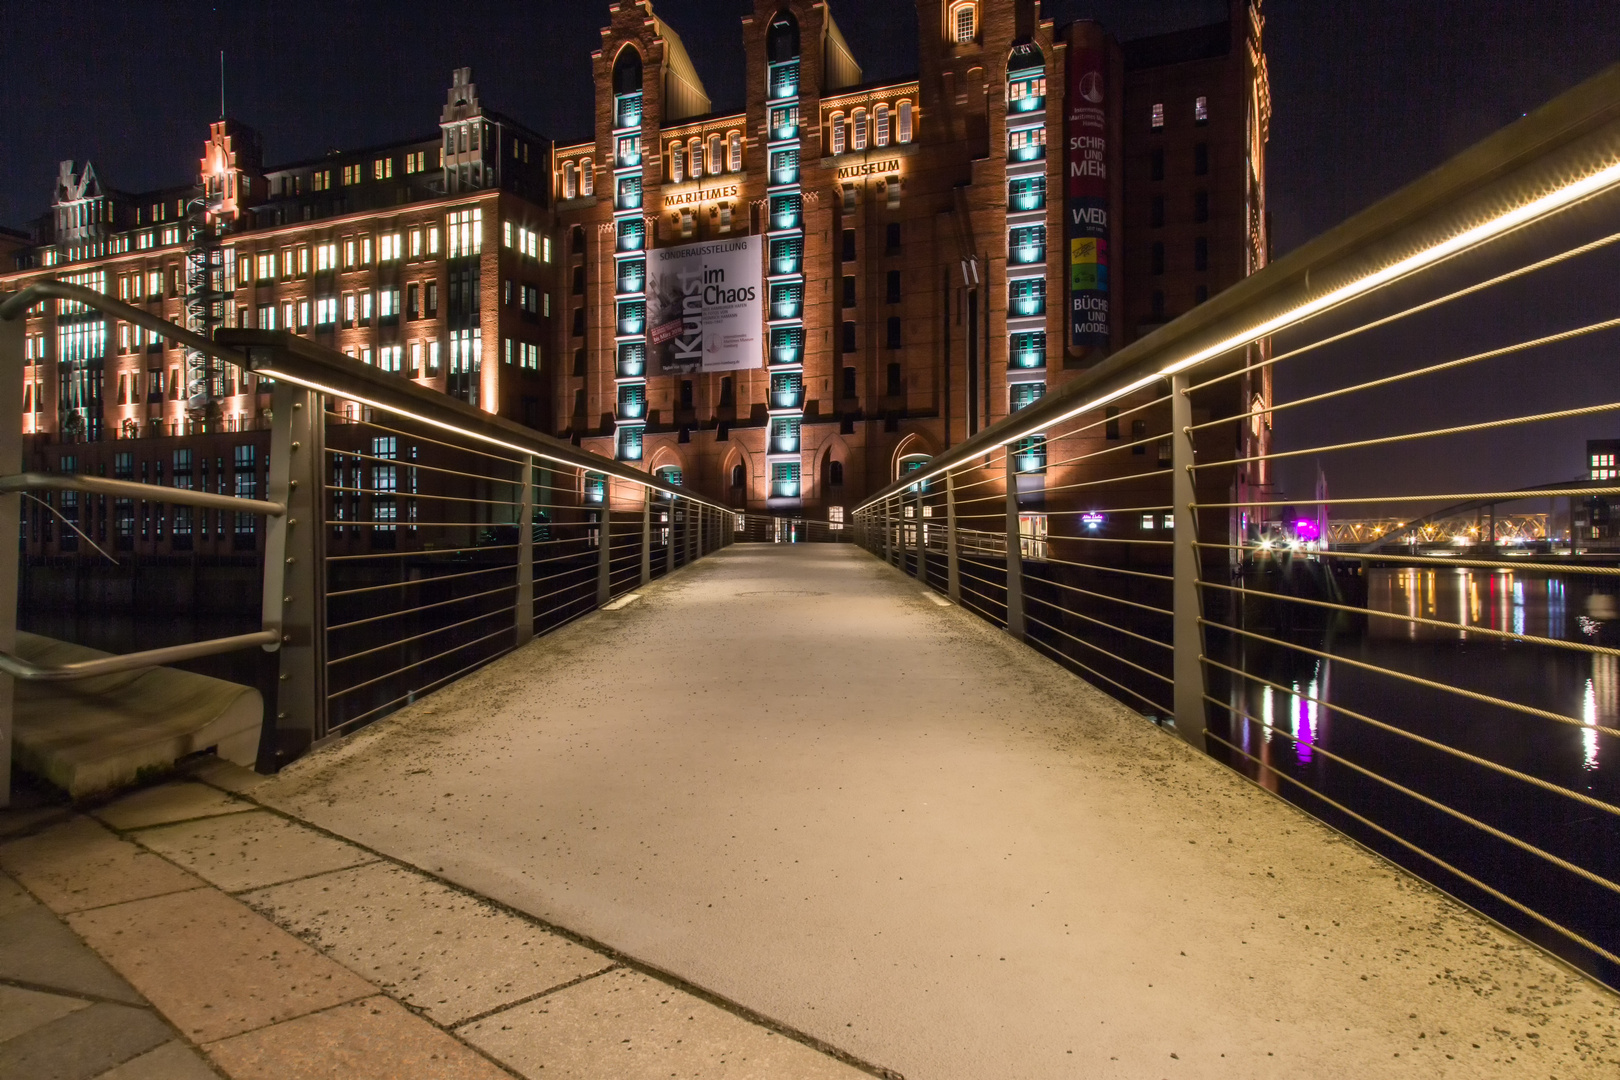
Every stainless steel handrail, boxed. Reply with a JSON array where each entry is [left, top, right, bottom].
[[0, 472, 286, 516], [0, 632, 281, 683]]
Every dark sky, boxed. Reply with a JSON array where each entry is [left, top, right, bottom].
[[2, 1, 1617, 501], [3, 0, 1615, 251]]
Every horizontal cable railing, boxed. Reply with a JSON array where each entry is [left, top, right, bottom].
[[0, 289, 737, 796], [854, 63, 1620, 988]]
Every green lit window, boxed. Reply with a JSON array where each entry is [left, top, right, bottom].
[[1010, 381, 1045, 412]]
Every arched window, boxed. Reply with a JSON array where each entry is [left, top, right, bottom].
[[612, 46, 643, 96], [562, 161, 577, 200], [949, 1, 977, 44], [731, 463, 746, 488], [766, 11, 800, 61], [728, 130, 743, 171], [708, 134, 723, 172], [670, 142, 685, 183], [852, 109, 868, 150], [830, 111, 846, 155], [898, 100, 915, 143], [580, 158, 594, 197], [829, 461, 844, 486], [874, 105, 891, 146], [689, 137, 703, 178]]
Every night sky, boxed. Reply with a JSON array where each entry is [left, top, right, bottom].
[[2, 1, 1617, 501]]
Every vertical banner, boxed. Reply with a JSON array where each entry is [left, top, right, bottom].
[[1066, 45, 1110, 348], [647, 236, 763, 373]]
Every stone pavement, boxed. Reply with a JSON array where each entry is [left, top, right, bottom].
[[3, 543, 1620, 1079], [0, 774, 870, 1079]]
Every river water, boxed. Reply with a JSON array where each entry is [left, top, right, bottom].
[[1211, 565, 1620, 986]]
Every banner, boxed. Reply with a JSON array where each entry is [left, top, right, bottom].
[[647, 236, 763, 373], [1066, 45, 1110, 349]]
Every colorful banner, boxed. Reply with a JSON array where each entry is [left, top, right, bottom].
[[1066, 46, 1110, 349], [647, 236, 763, 373]]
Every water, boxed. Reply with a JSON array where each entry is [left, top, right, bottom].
[[1211, 565, 1620, 986]]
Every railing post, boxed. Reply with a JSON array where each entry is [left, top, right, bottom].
[[666, 499, 676, 576], [0, 314, 21, 807], [516, 455, 533, 647], [916, 484, 929, 589], [1171, 372, 1206, 751], [883, 500, 893, 565], [902, 493, 914, 576], [1004, 447, 1025, 640], [946, 469, 961, 603], [687, 499, 698, 564], [640, 484, 652, 585], [265, 381, 326, 765], [597, 481, 612, 606]]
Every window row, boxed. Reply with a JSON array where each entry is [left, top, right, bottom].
[[827, 101, 914, 155], [501, 220, 552, 261], [1148, 237, 1211, 274], [341, 339, 443, 378], [236, 226, 443, 285], [1149, 95, 1210, 130], [666, 131, 745, 184]]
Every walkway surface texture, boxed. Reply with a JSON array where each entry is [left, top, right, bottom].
[[2, 543, 1619, 1079]]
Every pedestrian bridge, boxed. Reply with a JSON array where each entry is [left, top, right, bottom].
[[4, 60, 1620, 1080]]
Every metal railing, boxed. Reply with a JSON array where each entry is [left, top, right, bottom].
[[854, 64, 1620, 987], [0, 290, 737, 803]]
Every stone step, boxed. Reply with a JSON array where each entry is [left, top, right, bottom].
[[11, 632, 262, 798]]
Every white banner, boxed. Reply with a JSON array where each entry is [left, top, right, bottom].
[[647, 236, 763, 373]]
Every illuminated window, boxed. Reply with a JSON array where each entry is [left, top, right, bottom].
[[1194, 95, 1209, 124], [830, 112, 846, 154], [874, 105, 890, 146], [728, 131, 743, 171], [447, 208, 482, 257], [1151, 102, 1165, 129], [1141, 514, 1156, 530], [852, 109, 868, 150], [670, 142, 684, 183], [563, 161, 577, 199], [314, 243, 336, 271], [708, 134, 722, 173], [581, 158, 594, 196], [899, 101, 915, 143], [951, 1, 976, 43], [373, 157, 393, 180]]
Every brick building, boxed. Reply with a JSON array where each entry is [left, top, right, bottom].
[[0, 0, 1270, 547]]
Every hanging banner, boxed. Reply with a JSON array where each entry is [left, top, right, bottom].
[[1066, 44, 1110, 349], [647, 236, 763, 373]]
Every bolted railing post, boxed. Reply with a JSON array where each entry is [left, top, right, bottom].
[[916, 483, 929, 589], [883, 500, 893, 565], [640, 484, 652, 585], [666, 499, 676, 576], [264, 381, 326, 765], [903, 492, 915, 577], [1004, 447, 1025, 640], [1171, 372, 1207, 750], [516, 455, 534, 647], [945, 469, 961, 603], [596, 481, 612, 606], [0, 314, 21, 807]]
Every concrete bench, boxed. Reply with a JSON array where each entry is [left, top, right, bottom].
[[10, 632, 263, 798]]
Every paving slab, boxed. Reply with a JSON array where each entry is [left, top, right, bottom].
[[131, 810, 376, 893], [203, 995, 512, 1080], [0, 905, 146, 1004], [67, 886, 373, 1043], [0, 1001, 171, 1080], [0, 817, 202, 914], [260, 544, 1620, 1080], [459, 967, 867, 1080], [89, 1040, 221, 1080], [0, 983, 91, 1043], [91, 782, 253, 832], [242, 860, 612, 1025], [0, 872, 32, 918]]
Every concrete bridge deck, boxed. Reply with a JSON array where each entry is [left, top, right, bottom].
[[4, 543, 1618, 1078]]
